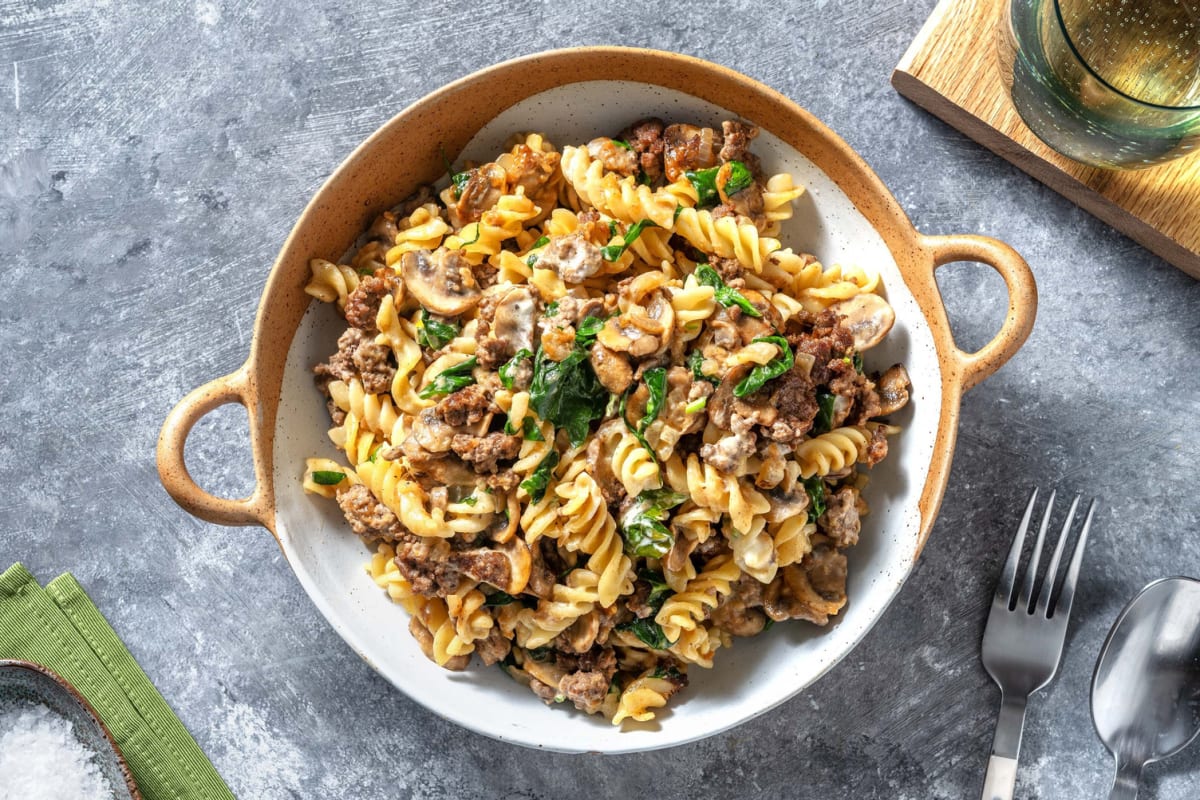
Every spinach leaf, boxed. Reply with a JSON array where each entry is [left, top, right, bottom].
[[507, 415, 544, 441], [418, 357, 477, 399], [440, 145, 470, 199], [611, 138, 632, 150], [694, 264, 762, 318], [637, 170, 652, 187], [853, 351, 864, 374], [311, 470, 345, 486], [688, 349, 718, 385], [600, 219, 658, 262], [721, 160, 754, 197], [619, 367, 666, 458], [685, 160, 753, 207], [804, 475, 827, 522], [762, 618, 775, 632], [684, 165, 722, 208], [651, 665, 685, 680], [520, 449, 559, 503], [526, 645, 554, 662], [813, 391, 837, 435], [543, 300, 560, 318], [638, 568, 674, 612], [483, 591, 518, 607], [617, 618, 670, 650], [498, 349, 533, 390], [641, 367, 667, 427], [416, 309, 459, 350], [528, 346, 609, 446], [525, 235, 550, 268], [574, 315, 607, 345], [733, 336, 793, 397], [620, 488, 686, 559]]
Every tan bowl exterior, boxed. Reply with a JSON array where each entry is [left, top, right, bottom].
[[157, 46, 1036, 554]]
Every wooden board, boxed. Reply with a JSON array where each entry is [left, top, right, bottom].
[[892, 0, 1200, 279]]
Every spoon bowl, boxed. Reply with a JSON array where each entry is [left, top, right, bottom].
[[1091, 577, 1200, 799]]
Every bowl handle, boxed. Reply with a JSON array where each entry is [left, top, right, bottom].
[[156, 367, 270, 528], [919, 234, 1038, 391]]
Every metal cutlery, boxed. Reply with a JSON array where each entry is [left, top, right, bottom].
[[1092, 577, 1200, 800], [979, 489, 1096, 800]]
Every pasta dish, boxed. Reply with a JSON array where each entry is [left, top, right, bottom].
[[301, 119, 911, 724]]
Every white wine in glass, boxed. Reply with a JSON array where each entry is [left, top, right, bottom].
[[1002, 0, 1200, 168]]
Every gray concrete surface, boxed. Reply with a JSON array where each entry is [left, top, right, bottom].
[[3, 1, 1200, 797]]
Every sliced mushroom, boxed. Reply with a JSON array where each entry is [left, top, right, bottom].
[[409, 407, 456, 453], [491, 285, 538, 356], [877, 363, 911, 416], [454, 162, 507, 225], [597, 316, 659, 358], [450, 536, 531, 596], [662, 123, 719, 183], [558, 610, 602, 654], [830, 294, 895, 351], [589, 343, 634, 395], [400, 248, 481, 317], [762, 483, 810, 524], [534, 233, 604, 284], [523, 655, 570, 693], [586, 420, 626, 505]]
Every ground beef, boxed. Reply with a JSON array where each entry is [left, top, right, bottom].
[[699, 429, 757, 474], [760, 368, 819, 445], [313, 327, 396, 396], [718, 119, 765, 179], [863, 423, 889, 466], [827, 358, 882, 425], [529, 679, 558, 704], [453, 432, 521, 473], [624, 579, 655, 619], [474, 627, 511, 666], [335, 485, 409, 542], [393, 537, 460, 597], [694, 533, 731, 561], [344, 272, 398, 332], [710, 256, 744, 283], [618, 118, 666, 183], [819, 487, 861, 547], [559, 671, 610, 715], [351, 338, 395, 395], [662, 123, 720, 182], [485, 471, 521, 493], [787, 311, 855, 386], [710, 575, 768, 637], [437, 384, 494, 428]]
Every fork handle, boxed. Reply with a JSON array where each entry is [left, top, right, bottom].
[[981, 693, 1028, 800]]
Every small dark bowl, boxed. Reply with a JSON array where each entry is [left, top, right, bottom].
[[0, 659, 141, 799]]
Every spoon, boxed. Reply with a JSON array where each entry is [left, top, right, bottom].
[[1091, 577, 1200, 799]]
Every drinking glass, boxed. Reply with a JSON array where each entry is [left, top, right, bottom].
[[1001, 0, 1200, 169]]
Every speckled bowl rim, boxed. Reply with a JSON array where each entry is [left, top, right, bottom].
[[0, 659, 142, 798], [157, 46, 1036, 749]]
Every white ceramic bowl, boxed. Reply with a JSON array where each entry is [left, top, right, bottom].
[[159, 48, 1036, 753]]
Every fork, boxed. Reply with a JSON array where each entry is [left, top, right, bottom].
[[979, 488, 1097, 800]]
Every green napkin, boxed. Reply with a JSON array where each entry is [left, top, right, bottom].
[[0, 563, 234, 800]]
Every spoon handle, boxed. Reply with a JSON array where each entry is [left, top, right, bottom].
[[1108, 760, 1142, 800]]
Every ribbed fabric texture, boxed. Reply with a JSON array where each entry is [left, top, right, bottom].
[[0, 563, 234, 799]]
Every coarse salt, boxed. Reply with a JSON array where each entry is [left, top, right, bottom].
[[0, 701, 115, 800]]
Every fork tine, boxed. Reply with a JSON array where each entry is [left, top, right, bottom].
[[1051, 498, 1095, 619], [1018, 489, 1056, 611], [996, 489, 1038, 605], [1035, 494, 1078, 616]]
